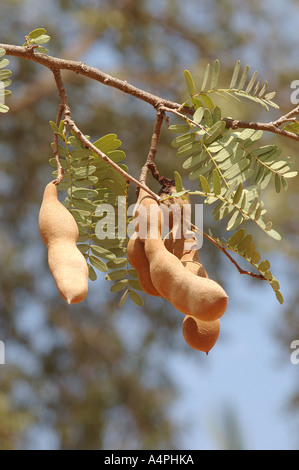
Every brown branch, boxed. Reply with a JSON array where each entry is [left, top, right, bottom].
[[51, 68, 71, 184], [139, 109, 165, 185], [3, 42, 299, 143], [0, 43, 186, 113], [223, 116, 299, 142]]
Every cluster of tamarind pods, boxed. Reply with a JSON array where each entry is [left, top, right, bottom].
[[127, 187, 229, 355], [38, 180, 228, 355]]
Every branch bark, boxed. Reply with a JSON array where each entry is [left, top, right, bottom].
[[2, 42, 299, 141]]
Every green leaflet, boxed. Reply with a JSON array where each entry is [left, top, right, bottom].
[[184, 70, 196, 96]]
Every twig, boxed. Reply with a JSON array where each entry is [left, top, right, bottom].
[[139, 109, 165, 185], [223, 116, 299, 142], [51, 68, 70, 184]]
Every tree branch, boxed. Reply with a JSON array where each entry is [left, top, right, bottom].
[[0, 43, 186, 113], [223, 116, 299, 142], [2, 42, 299, 143]]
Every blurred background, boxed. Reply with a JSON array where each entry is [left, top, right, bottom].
[[0, 0, 299, 450]]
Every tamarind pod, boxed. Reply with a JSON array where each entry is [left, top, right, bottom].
[[182, 315, 220, 354], [144, 238, 228, 321], [181, 251, 209, 278], [133, 188, 163, 242], [48, 242, 89, 304], [39, 181, 88, 304], [163, 231, 208, 278], [127, 233, 161, 297]]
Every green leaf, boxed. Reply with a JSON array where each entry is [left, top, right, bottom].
[[0, 103, 9, 113], [203, 108, 214, 128], [226, 210, 244, 231], [0, 48, 6, 58], [171, 133, 195, 148], [70, 187, 98, 199], [88, 263, 97, 281], [177, 141, 202, 158], [258, 260, 270, 272], [182, 151, 207, 169], [36, 46, 49, 54], [203, 120, 226, 145], [275, 173, 281, 193], [174, 170, 183, 192], [128, 279, 143, 291], [247, 196, 259, 216], [110, 279, 129, 293], [275, 291, 284, 304], [213, 105, 222, 123], [129, 289, 144, 307], [191, 97, 203, 109], [233, 182, 243, 204], [210, 59, 220, 89], [223, 158, 250, 179], [238, 65, 249, 90], [89, 255, 108, 272], [201, 63, 210, 91], [93, 134, 121, 154], [263, 91, 276, 101], [258, 81, 268, 98], [189, 161, 213, 180], [32, 34, 51, 45], [200, 93, 215, 109], [283, 171, 298, 178], [28, 28, 46, 39], [77, 243, 90, 254], [105, 269, 127, 281], [0, 69, 12, 80], [193, 107, 204, 124], [119, 289, 129, 307], [237, 234, 252, 252], [199, 175, 210, 193], [230, 60, 241, 89], [184, 70, 196, 96], [0, 58, 9, 69], [245, 70, 258, 93], [212, 169, 221, 195], [227, 228, 245, 247], [90, 245, 116, 260], [107, 258, 127, 269], [168, 124, 191, 134]]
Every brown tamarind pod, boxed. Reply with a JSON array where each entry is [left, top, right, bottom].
[[144, 238, 228, 322], [133, 188, 163, 242], [163, 230, 208, 278], [127, 233, 161, 297], [182, 315, 220, 354], [39, 181, 89, 304]]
